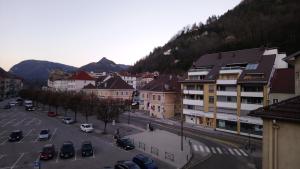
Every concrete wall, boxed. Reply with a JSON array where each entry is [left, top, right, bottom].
[[269, 93, 295, 104], [83, 89, 133, 100], [263, 119, 300, 169]]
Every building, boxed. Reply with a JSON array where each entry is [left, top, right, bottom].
[[269, 68, 295, 104], [48, 70, 95, 92], [283, 50, 300, 95], [139, 75, 181, 119], [180, 47, 288, 138], [249, 96, 300, 169], [118, 72, 139, 89], [0, 68, 23, 99], [83, 75, 134, 100]]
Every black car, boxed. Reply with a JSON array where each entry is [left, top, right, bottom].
[[81, 141, 93, 157], [40, 144, 56, 160], [60, 141, 75, 159], [25, 105, 35, 111], [16, 98, 23, 105], [9, 130, 23, 142], [116, 138, 135, 150], [115, 161, 141, 169], [3, 104, 11, 109], [132, 154, 158, 169]]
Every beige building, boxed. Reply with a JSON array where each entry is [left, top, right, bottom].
[[83, 75, 134, 101], [284, 50, 300, 95], [139, 75, 181, 119], [0, 67, 23, 99], [181, 48, 288, 138], [249, 96, 300, 169]]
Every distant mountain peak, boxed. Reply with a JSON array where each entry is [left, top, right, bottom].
[[97, 57, 115, 64], [80, 57, 129, 73]]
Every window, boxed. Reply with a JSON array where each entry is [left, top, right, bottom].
[[158, 95, 161, 101], [209, 96, 214, 104], [273, 99, 279, 104], [209, 85, 215, 93], [152, 95, 155, 100], [158, 106, 160, 112], [245, 63, 258, 70], [116, 92, 118, 95]]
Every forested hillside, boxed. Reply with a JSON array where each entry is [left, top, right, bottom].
[[130, 0, 300, 73]]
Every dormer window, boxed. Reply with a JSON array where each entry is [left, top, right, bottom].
[[245, 63, 258, 70]]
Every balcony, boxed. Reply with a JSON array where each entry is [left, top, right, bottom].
[[188, 71, 209, 76], [241, 92, 263, 97], [241, 103, 263, 111], [216, 101, 237, 109], [216, 91, 237, 96], [183, 99, 203, 106], [183, 89, 203, 95], [216, 79, 237, 85], [183, 109, 214, 118], [219, 69, 243, 74]]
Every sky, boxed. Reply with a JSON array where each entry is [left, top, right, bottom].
[[0, 0, 241, 71]]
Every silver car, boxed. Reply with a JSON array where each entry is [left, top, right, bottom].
[[39, 129, 50, 140]]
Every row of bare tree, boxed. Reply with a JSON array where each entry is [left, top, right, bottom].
[[19, 89, 131, 133]]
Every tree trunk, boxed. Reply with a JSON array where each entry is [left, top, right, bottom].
[[104, 121, 107, 134]]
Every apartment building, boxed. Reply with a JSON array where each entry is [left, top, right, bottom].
[[181, 47, 288, 138], [118, 72, 139, 89], [139, 75, 181, 119], [0, 68, 23, 99], [48, 70, 95, 92], [83, 75, 134, 100]]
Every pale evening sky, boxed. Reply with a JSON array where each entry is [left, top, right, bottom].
[[0, 0, 241, 71]]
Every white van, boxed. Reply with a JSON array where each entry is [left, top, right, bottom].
[[24, 100, 33, 107]]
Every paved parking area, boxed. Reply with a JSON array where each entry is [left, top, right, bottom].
[[0, 99, 173, 169]]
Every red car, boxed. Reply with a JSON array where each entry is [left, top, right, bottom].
[[48, 111, 57, 117], [40, 144, 55, 160]]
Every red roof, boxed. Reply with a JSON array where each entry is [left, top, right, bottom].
[[270, 68, 295, 94], [69, 71, 95, 81]]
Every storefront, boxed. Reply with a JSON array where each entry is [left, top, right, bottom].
[[216, 113, 238, 134], [239, 116, 263, 138]]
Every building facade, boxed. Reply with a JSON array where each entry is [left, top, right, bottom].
[[0, 68, 23, 99], [181, 48, 288, 138]]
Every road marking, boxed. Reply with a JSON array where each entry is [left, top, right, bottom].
[[25, 129, 34, 137], [239, 149, 248, 156], [93, 151, 95, 158], [205, 146, 210, 153], [0, 154, 6, 160], [10, 153, 25, 169], [216, 147, 223, 154], [193, 145, 198, 151], [1, 118, 17, 127], [199, 145, 204, 152], [0, 130, 7, 136], [25, 118, 36, 126], [74, 152, 77, 161], [55, 152, 59, 163], [228, 148, 235, 155], [0, 139, 8, 146], [234, 149, 242, 156], [35, 119, 42, 125], [211, 147, 216, 154], [12, 119, 26, 127], [32, 135, 39, 143], [50, 128, 57, 142]]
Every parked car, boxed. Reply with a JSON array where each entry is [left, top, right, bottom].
[[39, 129, 50, 140], [116, 138, 135, 150], [80, 123, 94, 133], [132, 154, 158, 169], [8, 130, 23, 142], [3, 104, 11, 109], [81, 141, 93, 157], [48, 111, 57, 117], [40, 144, 55, 160], [24, 100, 33, 107], [16, 98, 23, 105], [115, 161, 141, 169], [9, 101, 17, 106], [25, 105, 35, 111], [62, 117, 75, 124], [60, 141, 75, 159]]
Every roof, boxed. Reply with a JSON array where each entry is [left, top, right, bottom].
[[70, 71, 95, 81], [140, 74, 181, 92], [0, 67, 22, 80], [83, 83, 96, 89], [270, 68, 295, 94], [185, 47, 277, 84], [249, 96, 300, 123], [283, 50, 300, 64], [96, 76, 134, 90]]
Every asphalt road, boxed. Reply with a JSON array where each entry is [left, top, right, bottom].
[[119, 114, 262, 169], [0, 99, 172, 169]]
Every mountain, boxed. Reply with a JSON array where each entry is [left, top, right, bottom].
[[0, 67, 19, 79], [79, 57, 130, 72], [9, 60, 77, 86], [130, 0, 300, 73]]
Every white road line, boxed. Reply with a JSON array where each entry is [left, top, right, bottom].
[[25, 118, 36, 126], [0, 130, 7, 136], [74, 152, 77, 161], [211, 147, 217, 154], [10, 153, 25, 169], [93, 151, 95, 158], [205, 146, 211, 153], [25, 129, 33, 137], [55, 152, 59, 163], [239, 149, 248, 156], [234, 149, 242, 156], [0, 154, 6, 160], [199, 145, 204, 152], [50, 128, 57, 142], [228, 148, 235, 155], [32, 136, 39, 143], [216, 147, 223, 154], [1, 118, 17, 127], [0, 139, 8, 146], [193, 145, 198, 151], [35, 119, 42, 125], [12, 119, 26, 127]]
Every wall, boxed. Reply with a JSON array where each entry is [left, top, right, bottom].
[[295, 57, 300, 95], [269, 93, 295, 104]]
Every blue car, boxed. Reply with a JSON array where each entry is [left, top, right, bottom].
[[132, 154, 158, 169]]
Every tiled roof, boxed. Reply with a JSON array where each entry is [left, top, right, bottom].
[[270, 68, 295, 94], [140, 74, 181, 92], [249, 96, 300, 123], [189, 47, 276, 84], [69, 71, 95, 80], [96, 76, 133, 90]]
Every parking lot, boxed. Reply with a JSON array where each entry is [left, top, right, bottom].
[[0, 99, 173, 169]]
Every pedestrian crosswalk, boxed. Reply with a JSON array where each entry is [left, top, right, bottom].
[[192, 144, 248, 157]]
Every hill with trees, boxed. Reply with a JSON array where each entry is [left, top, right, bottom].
[[129, 0, 300, 74]]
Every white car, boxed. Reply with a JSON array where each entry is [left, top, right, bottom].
[[80, 124, 94, 133], [62, 117, 75, 124], [39, 129, 50, 140], [9, 101, 17, 106]]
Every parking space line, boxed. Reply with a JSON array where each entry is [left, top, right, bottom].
[[0, 130, 7, 136], [32, 135, 39, 143], [12, 119, 26, 127], [25, 118, 36, 126], [93, 151, 95, 158], [1, 118, 17, 127], [25, 129, 34, 137], [72, 151, 77, 161], [0, 154, 7, 160], [55, 152, 60, 163], [10, 153, 25, 169], [50, 128, 57, 142], [0, 139, 8, 146]]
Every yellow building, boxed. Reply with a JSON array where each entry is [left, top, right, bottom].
[[139, 75, 181, 119]]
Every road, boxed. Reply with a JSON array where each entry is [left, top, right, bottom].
[[119, 114, 262, 169]]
